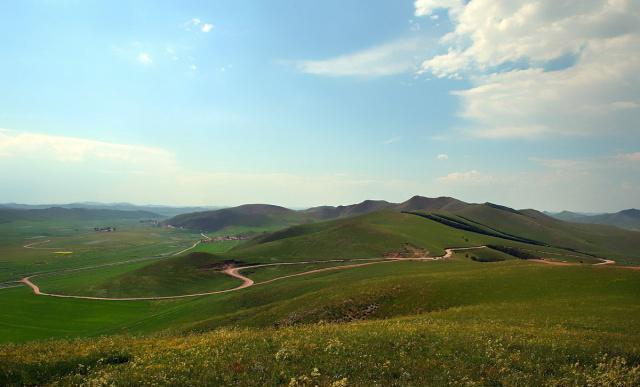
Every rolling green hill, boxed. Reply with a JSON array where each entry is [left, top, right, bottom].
[[35, 252, 242, 298], [302, 199, 395, 219], [2, 259, 639, 385], [438, 204, 640, 263], [165, 196, 473, 233], [30, 203, 632, 303], [165, 204, 313, 232], [227, 205, 640, 264]]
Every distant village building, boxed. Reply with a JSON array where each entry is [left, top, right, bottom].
[[94, 226, 116, 232], [202, 234, 249, 243]]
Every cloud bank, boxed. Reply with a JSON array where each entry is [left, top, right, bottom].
[[417, 0, 640, 139]]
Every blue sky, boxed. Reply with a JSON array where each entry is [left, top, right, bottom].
[[0, 0, 638, 211]]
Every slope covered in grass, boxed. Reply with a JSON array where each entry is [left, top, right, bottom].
[[166, 204, 313, 232], [166, 196, 472, 233], [444, 204, 640, 263], [35, 252, 242, 298], [227, 210, 615, 264], [226, 211, 489, 262], [2, 259, 639, 385]]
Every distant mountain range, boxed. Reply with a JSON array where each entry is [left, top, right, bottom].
[[548, 209, 640, 230], [2, 198, 637, 233], [0, 207, 162, 223], [166, 196, 508, 232], [0, 202, 220, 217]]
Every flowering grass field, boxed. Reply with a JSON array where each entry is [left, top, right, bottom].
[[2, 301, 639, 386], [2, 257, 639, 385]]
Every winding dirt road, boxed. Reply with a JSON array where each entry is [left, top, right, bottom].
[[17, 245, 639, 301], [18, 246, 479, 301], [23, 240, 55, 249]]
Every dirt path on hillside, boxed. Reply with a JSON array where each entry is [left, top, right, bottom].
[[18, 246, 482, 301], [19, 265, 255, 301], [171, 240, 202, 256], [23, 240, 56, 249], [17, 245, 640, 301], [530, 258, 640, 270]]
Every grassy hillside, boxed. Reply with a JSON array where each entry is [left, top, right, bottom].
[[444, 204, 640, 263], [166, 204, 313, 233], [0, 219, 201, 282], [3, 201, 640, 385], [35, 252, 242, 298], [226, 211, 483, 262], [227, 210, 612, 264], [167, 196, 475, 233], [1, 259, 639, 385], [395, 195, 469, 212], [303, 199, 395, 220]]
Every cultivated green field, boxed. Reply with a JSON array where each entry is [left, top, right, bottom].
[[0, 219, 202, 283]]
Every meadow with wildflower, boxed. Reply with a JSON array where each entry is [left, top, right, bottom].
[[2, 256, 639, 385]]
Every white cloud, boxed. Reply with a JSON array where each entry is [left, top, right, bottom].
[[190, 64, 197, 71], [185, 18, 214, 33], [417, 0, 640, 138], [430, 153, 640, 211], [166, 47, 179, 61], [414, 0, 464, 17], [616, 152, 640, 162], [137, 52, 152, 64], [0, 129, 174, 166], [383, 136, 402, 145], [0, 129, 636, 210], [436, 170, 497, 184], [0, 131, 426, 207], [297, 38, 427, 77], [437, 153, 449, 160], [467, 125, 549, 139]]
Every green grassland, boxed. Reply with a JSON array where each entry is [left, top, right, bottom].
[[190, 239, 242, 254], [33, 254, 242, 298], [0, 219, 201, 282], [454, 246, 515, 262], [1, 259, 639, 385], [227, 211, 610, 264], [240, 260, 376, 283], [1, 207, 640, 385], [448, 204, 640, 263]]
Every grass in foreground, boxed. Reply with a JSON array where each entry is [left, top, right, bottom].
[[1, 257, 639, 385], [1, 311, 639, 386]]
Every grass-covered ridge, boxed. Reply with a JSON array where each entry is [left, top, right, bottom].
[[227, 210, 620, 264]]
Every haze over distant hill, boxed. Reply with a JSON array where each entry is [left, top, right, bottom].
[[0, 207, 162, 223], [549, 209, 640, 230], [0, 202, 219, 217]]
